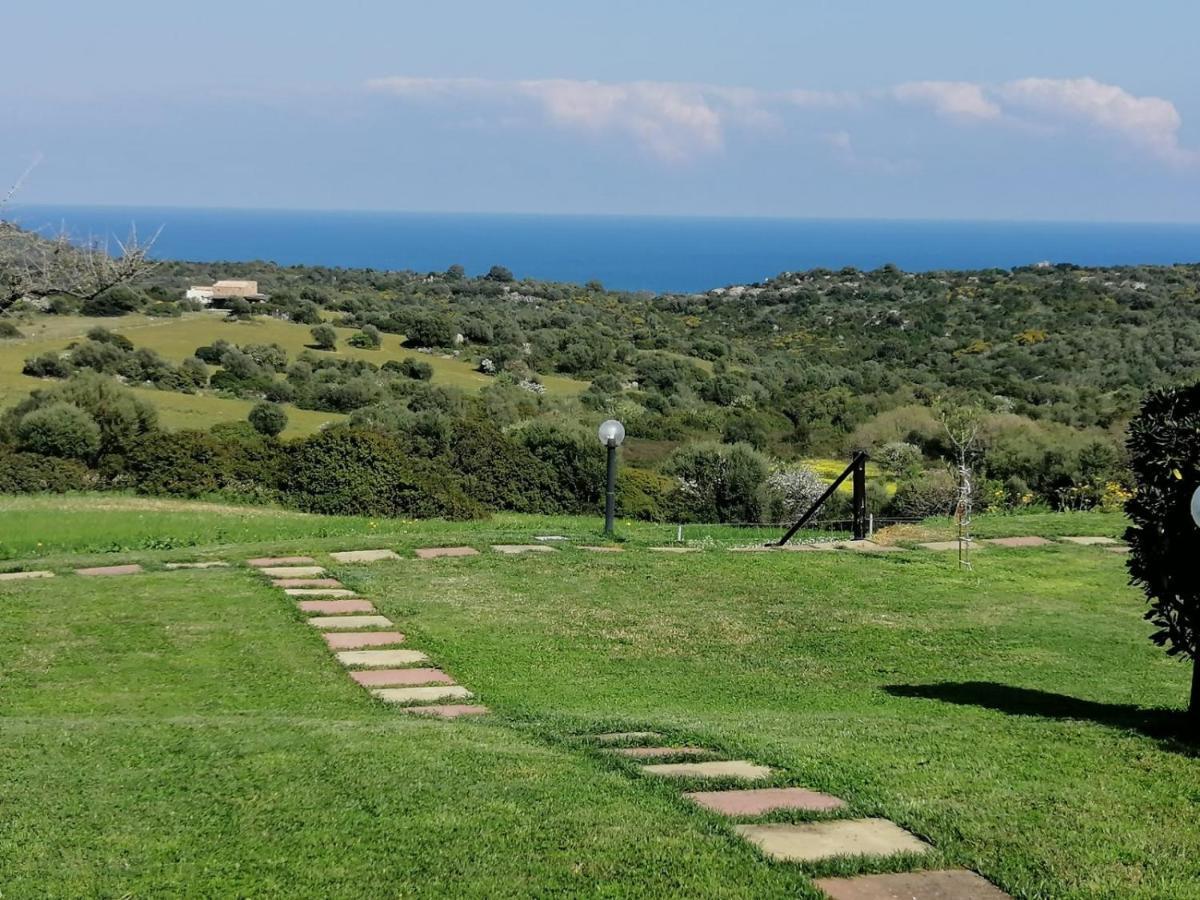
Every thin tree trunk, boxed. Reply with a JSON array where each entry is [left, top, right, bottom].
[[1191, 657, 1200, 734]]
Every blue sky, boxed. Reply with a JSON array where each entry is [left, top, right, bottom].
[[4, 0, 1200, 220]]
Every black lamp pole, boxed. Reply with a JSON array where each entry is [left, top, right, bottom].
[[604, 440, 618, 535]]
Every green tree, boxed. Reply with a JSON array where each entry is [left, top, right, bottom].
[[14, 402, 101, 460], [310, 325, 338, 351], [1125, 383, 1200, 730], [248, 401, 288, 438]]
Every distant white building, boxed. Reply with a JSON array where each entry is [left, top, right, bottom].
[[185, 279, 264, 306]]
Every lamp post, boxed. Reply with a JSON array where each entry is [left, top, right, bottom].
[[597, 419, 625, 535]]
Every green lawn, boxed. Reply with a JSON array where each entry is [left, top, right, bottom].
[[0, 496, 1193, 898], [0, 313, 587, 436]]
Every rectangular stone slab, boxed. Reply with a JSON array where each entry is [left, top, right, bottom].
[[247, 556, 315, 567], [983, 536, 1054, 548], [735, 818, 931, 863], [350, 667, 453, 687], [685, 787, 846, 816], [1061, 535, 1119, 545], [399, 704, 489, 718], [164, 561, 229, 570], [323, 631, 406, 650], [75, 564, 143, 576], [917, 541, 978, 552], [259, 565, 326, 578], [579, 546, 623, 552], [308, 614, 393, 630], [284, 588, 356, 598], [371, 685, 473, 704], [271, 578, 344, 588], [641, 760, 771, 780], [610, 746, 708, 759], [491, 544, 556, 554], [594, 731, 662, 743], [0, 570, 55, 581], [415, 546, 479, 559], [296, 599, 376, 614], [335, 648, 428, 667], [814, 870, 1012, 899], [648, 546, 699, 553], [329, 549, 401, 563]]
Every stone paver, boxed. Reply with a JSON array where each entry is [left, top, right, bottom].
[[372, 685, 473, 704], [0, 570, 55, 581], [594, 731, 662, 742], [1061, 535, 1119, 546], [296, 598, 376, 614], [248, 556, 315, 567], [685, 787, 846, 816], [642, 760, 772, 780], [308, 614, 393, 630], [610, 746, 709, 759], [350, 667, 453, 687], [1106, 545, 1130, 554], [399, 703, 489, 718], [648, 546, 699, 553], [917, 540, 978, 552], [415, 546, 479, 559], [735, 818, 931, 863], [323, 631, 406, 650], [75, 564, 143, 576], [271, 578, 344, 588], [164, 561, 229, 570], [983, 536, 1054, 548], [259, 565, 326, 578], [814, 870, 1012, 899], [335, 648, 428, 667], [492, 544, 556, 554], [840, 540, 906, 553], [284, 588, 357, 598], [329, 549, 401, 563], [580, 545, 623, 552]]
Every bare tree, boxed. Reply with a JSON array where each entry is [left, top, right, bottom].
[[0, 164, 158, 311], [937, 400, 983, 569]]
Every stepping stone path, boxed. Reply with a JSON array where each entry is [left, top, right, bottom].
[[1061, 535, 1119, 545], [329, 549, 401, 563], [350, 667, 453, 687], [492, 544, 556, 554], [0, 570, 54, 581], [75, 564, 143, 576], [248, 552, 488, 719], [164, 561, 229, 570], [735, 819, 931, 863], [415, 546, 479, 559], [685, 787, 845, 815], [642, 760, 771, 780], [248, 556, 315, 567], [372, 685, 473, 704], [336, 648, 428, 666], [296, 598, 376, 614], [815, 870, 1012, 900], [324, 631, 407, 650], [308, 614, 394, 630], [983, 536, 1054, 548]]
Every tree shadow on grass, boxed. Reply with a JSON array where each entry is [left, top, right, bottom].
[[883, 682, 1198, 754]]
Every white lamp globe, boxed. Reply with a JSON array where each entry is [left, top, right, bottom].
[[1191, 485, 1200, 528], [597, 419, 625, 447]]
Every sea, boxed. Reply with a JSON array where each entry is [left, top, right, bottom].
[[9, 205, 1200, 294]]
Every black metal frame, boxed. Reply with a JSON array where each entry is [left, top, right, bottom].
[[776, 451, 869, 546]]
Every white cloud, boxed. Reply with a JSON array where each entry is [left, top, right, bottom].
[[997, 77, 1195, 165], [892, 81, 1001, 120]]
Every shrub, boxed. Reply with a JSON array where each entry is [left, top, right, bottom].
[[0, 450, 96, 493], [382, 357, 434, 380], [889, 467, 960, 518], [448, 418, 564, 513], [514, 422, 605, 513], [283, 428, 483, 520], [763, 465, 826, 522], [85, 326, 134, 350], [616, 467, 680, 521], [22, 352, 72, 379], [348, 325, 382, 349], [248, 401, 288, 437], [663, 442, 769, 523], [81, 285, 146, 316], [404, 313, 456, 348], [877, 441, 923, 478], [179, 356, 209, 388], [0, 321, 23, 339], [14, 402, 102, 460], [310, 325, 338, 350], [1125, 383, 1200, 725]]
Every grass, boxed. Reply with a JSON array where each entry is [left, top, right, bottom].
[[0, 495, 1192, 898], [0, 313, 587, 435]]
